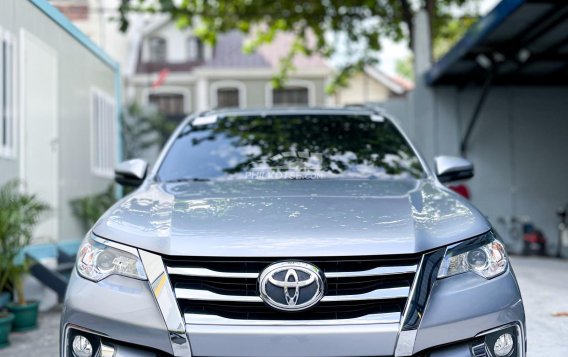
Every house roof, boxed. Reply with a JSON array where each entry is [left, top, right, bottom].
[[203, 31, 271, 68], [256, 33, 329, 69], [364, 67, 412, 94], [427, 0, 568, 86]]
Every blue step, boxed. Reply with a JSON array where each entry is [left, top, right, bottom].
[[22, 241, 81, 301]]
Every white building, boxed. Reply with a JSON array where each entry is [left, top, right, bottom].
[[0, 0, 121, 243]]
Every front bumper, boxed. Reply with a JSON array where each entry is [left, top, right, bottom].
[[61, 263, 525, 357]]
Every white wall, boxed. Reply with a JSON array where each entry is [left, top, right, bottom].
[[333, 72, 393, 106], [0, 0, 118, 242], [406, 85, 568, 255], [383, 97, 411, 132]]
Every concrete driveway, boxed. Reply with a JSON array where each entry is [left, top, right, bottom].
[[3, 305, 60, 356], [511, 256, 568, 355], [2, 256, 567, 356]]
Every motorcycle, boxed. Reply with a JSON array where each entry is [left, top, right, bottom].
[[522, 223, 547, 256]]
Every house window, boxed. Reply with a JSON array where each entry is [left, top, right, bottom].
[[91, 89, 116, 177], [0, 31, 15, 158], [216, 88, 240, 108], [196, 39, 205, 61], [149, 93, 185, 116], [272, 86, 309, 106], [149, 37, 167, 62], [187, 37, 205, 61]]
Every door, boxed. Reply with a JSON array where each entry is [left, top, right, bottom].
[[20, 30, 58, 242]]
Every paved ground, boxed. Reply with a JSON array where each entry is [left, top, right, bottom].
[[510, 256, 568, 355], [2, 256, 567, 356], [3, 304, 61, 356]]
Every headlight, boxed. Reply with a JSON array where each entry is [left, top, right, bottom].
[[438, 231, 508, 279], [76, 234, 147, 282]]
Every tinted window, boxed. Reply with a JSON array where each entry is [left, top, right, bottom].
[[157, 114, 424, 181]]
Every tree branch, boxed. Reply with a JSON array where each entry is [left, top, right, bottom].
[[399, 0, 414, 49], [425, 0, 435, 61]]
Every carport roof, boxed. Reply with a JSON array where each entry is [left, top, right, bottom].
[[427, 0, 568, 86]]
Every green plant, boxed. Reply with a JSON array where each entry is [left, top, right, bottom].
[[0, 181, 49, 306], [70, 185, 117, 233], [122, 103, 177, 159]]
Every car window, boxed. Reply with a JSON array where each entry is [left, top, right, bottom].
[[156, 114, 425, 181]]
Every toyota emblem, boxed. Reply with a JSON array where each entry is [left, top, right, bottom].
[[259, 261, 325, 312]]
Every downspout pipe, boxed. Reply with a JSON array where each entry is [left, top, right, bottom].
[[460, 68, 495, 156]]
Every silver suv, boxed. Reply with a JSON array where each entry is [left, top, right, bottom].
[[61, 108, 526, 357]]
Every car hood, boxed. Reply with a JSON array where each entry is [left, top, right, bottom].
[[93, 179, 490, 257]]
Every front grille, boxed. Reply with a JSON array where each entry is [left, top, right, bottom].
[[163, 255, 421, 324]]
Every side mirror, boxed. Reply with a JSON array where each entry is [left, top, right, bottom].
[[434, 156, 474, 183], [114, 159, 148, 187]]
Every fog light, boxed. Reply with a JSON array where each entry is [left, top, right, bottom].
[[72, 335, 93, 357], [493, 333, 514, 356]]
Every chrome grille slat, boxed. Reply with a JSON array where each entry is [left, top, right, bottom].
[[175, 288, 263, 302], [325, 265, 418, 278], [175, 286, 410, 303], [184, 312, 402, 326], [167, 265, 418, 279], [321, 286, 410, 302], [168, 267, 258, 279]]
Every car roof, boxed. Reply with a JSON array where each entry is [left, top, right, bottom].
[[194, 106, 384, 119]]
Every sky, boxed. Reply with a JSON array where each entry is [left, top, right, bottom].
[[378, 0, 501, 76]]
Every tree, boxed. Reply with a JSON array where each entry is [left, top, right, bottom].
[[118, 0, 481, 88], [395, 15, 479, 80], [396, 56, 414, 81], [122, 103, 177, 159]]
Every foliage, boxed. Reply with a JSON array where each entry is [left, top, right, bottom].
[[117, 0, 482, 90], [122, 103, 177, 159], [0, 181, 49, 305], [395, 56, 414, 81], [395, 15, 479, 80], [433, 16, 479, 60], [70, 185, 116, 233]]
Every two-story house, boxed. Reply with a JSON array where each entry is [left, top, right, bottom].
[[126, 19, 333, 121]]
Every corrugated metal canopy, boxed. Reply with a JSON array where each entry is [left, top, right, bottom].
[[427, 0, 568, 86]]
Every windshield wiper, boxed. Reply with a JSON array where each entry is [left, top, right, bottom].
[[163, 177, 211, 183]]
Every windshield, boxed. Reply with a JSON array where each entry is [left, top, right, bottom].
[[156, 114, 425, 182]]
